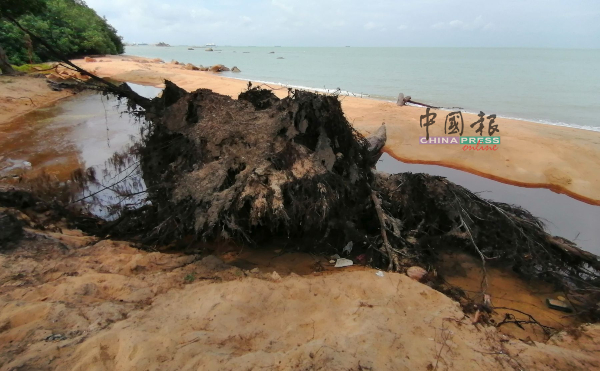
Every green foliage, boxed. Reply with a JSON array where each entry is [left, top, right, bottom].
[[0, 0, 124, 65], [184, 273, 196, 283], [11, 63, 54, 73], [0, 0, 46, 18]]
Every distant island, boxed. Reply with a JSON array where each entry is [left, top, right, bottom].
[[156, 42, 171, 47]]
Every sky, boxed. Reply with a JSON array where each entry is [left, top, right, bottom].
[[86, 0, 600, 48]]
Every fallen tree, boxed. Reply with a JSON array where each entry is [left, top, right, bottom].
[[4, 3, 596, 323], [2, 78, 597, 321], [82, 82, 597, 320]]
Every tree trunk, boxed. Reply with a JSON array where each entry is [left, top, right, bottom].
[[0, 44, 17, 75]]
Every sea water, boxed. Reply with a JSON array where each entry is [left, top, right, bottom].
[[126, 46, 600, 131]]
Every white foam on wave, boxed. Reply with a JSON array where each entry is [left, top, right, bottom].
[[229, 77, 371, 98], [227, 76, 600, 133]]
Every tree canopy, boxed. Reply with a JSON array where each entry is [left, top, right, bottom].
[[0, 0, 124, 65]]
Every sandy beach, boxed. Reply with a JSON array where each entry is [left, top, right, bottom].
[[56, 55, 598, 205], [1, 57, 599, 370]]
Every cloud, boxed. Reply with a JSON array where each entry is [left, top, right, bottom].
[[83, 0, 600, 47], [364, 22, 377, 30], [271, 0, 294, 13], [431, 15, 492, 31]]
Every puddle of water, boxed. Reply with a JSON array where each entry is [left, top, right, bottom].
[[0, 83, 161, 218], [438, 251, 574, 341], [0, 84, 160, 178], [377, 152, 600, 255]]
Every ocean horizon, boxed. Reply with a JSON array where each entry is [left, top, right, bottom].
[[126, 46, 600, 132]]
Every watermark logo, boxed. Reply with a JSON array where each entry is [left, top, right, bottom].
[[419, 108, 500, 151], [419, 137, 501, 144]]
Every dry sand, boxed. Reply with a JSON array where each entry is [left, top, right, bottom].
[[61, 55, 600, 205], [1, 221, 599, 371]]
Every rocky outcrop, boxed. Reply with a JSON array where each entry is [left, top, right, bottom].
[[231, 66, 241, 72], [209, 64, 229, 72]]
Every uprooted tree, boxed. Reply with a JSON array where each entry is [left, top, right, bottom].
[[3, 6, 596, 324], [72, 81, 596, 320]]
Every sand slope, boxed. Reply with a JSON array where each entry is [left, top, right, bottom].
[[1, 227, 599, 371], [66, 55, 600, 205], [0, 75, 74, 126]]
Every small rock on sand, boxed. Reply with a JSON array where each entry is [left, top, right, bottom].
[[209, 64, 228, 72], [271, 271, 282, 281], [406, 266, 427, 281], [84, 57, 97, 62], [334, 258, 353, 268]]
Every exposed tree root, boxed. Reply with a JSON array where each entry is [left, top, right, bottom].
[[3, 81, 598, 321]]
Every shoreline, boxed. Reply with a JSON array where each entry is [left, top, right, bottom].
[[16, 55, 600, 205], [227, 75, 600, 133]]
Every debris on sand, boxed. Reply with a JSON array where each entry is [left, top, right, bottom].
[[334, 258, 354, 268]]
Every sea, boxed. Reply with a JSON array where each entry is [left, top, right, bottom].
[[125, 46, 600, 131]]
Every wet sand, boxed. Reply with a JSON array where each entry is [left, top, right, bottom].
[[0, 75, 74, 125], [66, 55, 600, 205]]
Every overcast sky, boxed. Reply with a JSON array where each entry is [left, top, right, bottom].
[[86, 0, 600, 48]]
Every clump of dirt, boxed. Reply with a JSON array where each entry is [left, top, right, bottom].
[[0, 211, 23, 248]]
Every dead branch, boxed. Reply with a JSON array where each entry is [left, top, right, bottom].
[[371, 190, 399, 271]]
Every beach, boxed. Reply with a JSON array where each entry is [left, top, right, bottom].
[[65, 55, 600, 205]]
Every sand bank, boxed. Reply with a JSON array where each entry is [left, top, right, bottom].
[[0, 75, 74, 126], [63, 56, 600, 205]]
